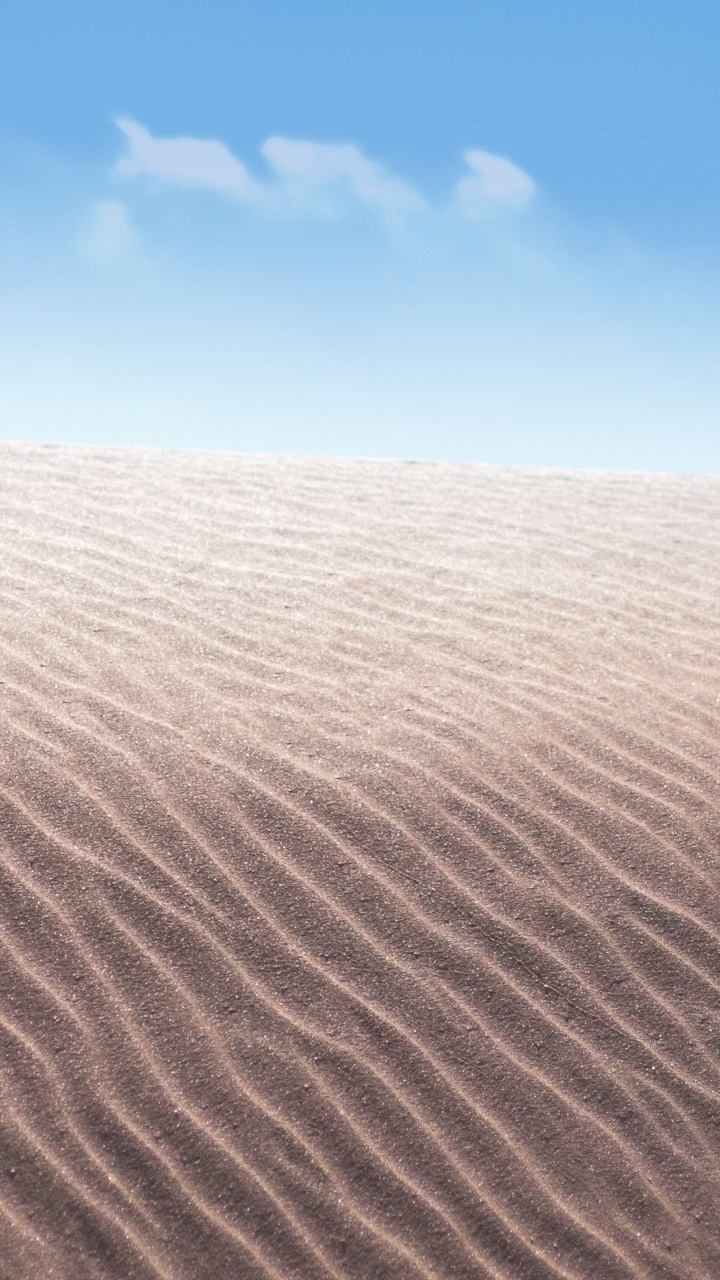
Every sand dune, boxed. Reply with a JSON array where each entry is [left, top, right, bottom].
[[1, 443, 720, 1278]]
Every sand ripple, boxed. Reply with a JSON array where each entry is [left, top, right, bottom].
[[1, 443, 720, 1278]]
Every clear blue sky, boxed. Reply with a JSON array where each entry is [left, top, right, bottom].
[[2, 0, 720, 470]]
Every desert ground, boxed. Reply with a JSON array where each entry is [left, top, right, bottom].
[[0, 442, 719, 1278]]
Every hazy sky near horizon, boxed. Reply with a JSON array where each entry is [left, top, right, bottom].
[[2, 0, 720, 472]]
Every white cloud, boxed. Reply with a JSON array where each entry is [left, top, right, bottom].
[[260, 136, 424, 221], [115, 117, 260, 200], [82, 200, 136, 257], [455, 150, 535, 216], [113, 119, 535, 227]]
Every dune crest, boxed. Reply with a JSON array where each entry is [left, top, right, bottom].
[[1, 443, 720, 1278]]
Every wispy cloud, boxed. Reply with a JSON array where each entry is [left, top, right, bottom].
[[260, 136, 424, 222], [115, 118, 259, 200], [455, 150, 536, 216], [113, 118, 535, 225], [81, 199, 136, 258]]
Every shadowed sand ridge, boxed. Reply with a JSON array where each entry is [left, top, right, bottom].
[[1, 441, 720, 1279]]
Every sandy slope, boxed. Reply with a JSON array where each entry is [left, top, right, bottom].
[[0, 442, 720, 1279]]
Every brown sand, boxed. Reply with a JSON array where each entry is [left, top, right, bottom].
[[1, 442, 720, 1279]]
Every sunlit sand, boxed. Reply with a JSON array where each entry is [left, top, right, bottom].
[[1, 442, 719, 1278]]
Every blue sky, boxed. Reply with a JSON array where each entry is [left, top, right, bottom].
[[2, 0, 720, 470]]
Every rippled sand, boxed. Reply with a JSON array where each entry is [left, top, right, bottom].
[[1, 442, 720, 1278]]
